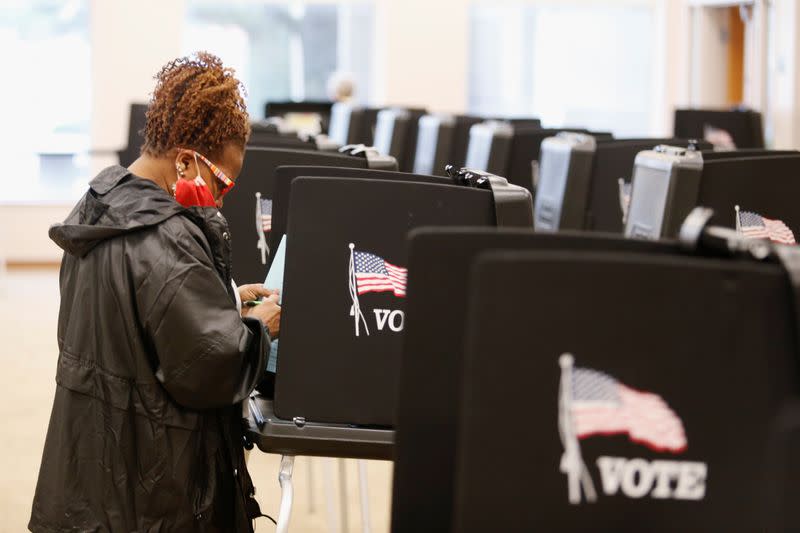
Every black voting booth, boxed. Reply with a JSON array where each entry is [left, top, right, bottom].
[[248, 170, 531, 430], [327, 102, 384, 146], [464, 120, 516, 175], [247, 122, 313, 150], [392, 225, 800, 531], [244, 170, 532, 530], [533, 137, 710, 233], [391, 229, 669, 533], [413, 114, 488, 176], [465, 122, 613, 194], [586, 138, 712, 233], [413, 115, 543, 177], [625, 148, 800, 240], [274, 178, 498, 427], [222, 147, 370, 285], [372, 107, 427, 173], [412, 114, 458, 176], [117, 103, 148, 167], [448, 115, 498, 170], [450, 223, 800, 531], [674, 108, 764, 149], [264, 100, 334, 134], [507, 128, 613, 193]]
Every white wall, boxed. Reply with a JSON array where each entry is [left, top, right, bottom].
[[6, 0, 800, 263], [2, 1, 186, 263], [689, 5, 730, 107], [0, 205, 73, 263], [767, 0, 800, 149], [373, 0, 468, 113], [90, 0, 186, 151]]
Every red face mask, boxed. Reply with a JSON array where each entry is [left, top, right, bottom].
[[173, 151, 235, 208], [174, 175, 217, 208]]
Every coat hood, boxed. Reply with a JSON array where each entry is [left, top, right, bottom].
[[49, 165, 185, 257]]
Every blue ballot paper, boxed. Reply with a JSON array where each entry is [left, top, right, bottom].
[[264, 234, 286, 304], [263, 234, 286, 373]]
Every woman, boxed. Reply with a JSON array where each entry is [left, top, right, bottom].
[[29, 52, 279, 532]]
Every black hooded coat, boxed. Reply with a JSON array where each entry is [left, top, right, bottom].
[[29, 166, 269, 532]]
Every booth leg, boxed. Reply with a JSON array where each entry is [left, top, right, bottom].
[[357, 460, 371, 533], [276, 455, 295, 533], [338, 459, 350, 532], [307, 456, 316, 514], [323, 459, 341, 533]]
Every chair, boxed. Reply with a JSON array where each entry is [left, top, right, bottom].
[[625, 149, 800, 239], [450, 225, 800, 530], [674, 108, 764, 149], [116, 103, 148, 167], [391, 228, 669, 533]]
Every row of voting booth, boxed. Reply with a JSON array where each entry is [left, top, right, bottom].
[[116, 101, 799, 531]]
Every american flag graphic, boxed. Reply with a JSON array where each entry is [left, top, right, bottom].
[[353, 251, 407, 298], [260, 198, 273, 233], [617, 178, 632, 223], [738, 210, 796, 245], [569, 367, 687, 453]]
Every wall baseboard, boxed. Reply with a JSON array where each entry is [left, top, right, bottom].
[[5, 261, 61, 270]]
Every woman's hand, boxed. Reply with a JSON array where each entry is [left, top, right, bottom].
[[238, 284, 277, 304], [244, 293, 281, 339]]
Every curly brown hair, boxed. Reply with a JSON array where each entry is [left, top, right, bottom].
[[141, 51, 250, 159]]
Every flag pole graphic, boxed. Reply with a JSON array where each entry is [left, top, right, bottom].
[[348, 243, 369, 337], [558, 353, 596, 504], [255, 192, 269, 265]]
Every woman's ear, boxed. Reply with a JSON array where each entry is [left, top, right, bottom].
[[175, 151, 193, 178]]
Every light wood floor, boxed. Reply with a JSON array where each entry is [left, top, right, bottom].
[[0, 269, 393, 533]]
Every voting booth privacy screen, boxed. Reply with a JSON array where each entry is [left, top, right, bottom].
[[392, 229, 672, 533], [413, 114, 456, 176], [391, 228, 800, 531], [534, 133, 597, 231], [451, 247, 798, 531], [674, 108, 764, 149], [582, 139, 712, 234], [273, 177, 495, 426], [117, 103, 148, 168], [222, 147, 367, 285], [268, 166, 451, 266]]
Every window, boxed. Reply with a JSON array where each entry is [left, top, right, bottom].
[[184, 1, 376, 118], [0, 0, 91, 202], [469, 1, 657, 137]]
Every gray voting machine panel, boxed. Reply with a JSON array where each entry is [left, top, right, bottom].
[[534, 132, 597, 231], [624, 145, 704, 239], [413, 113, 456, 176], [464, 120, 514, 175]]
